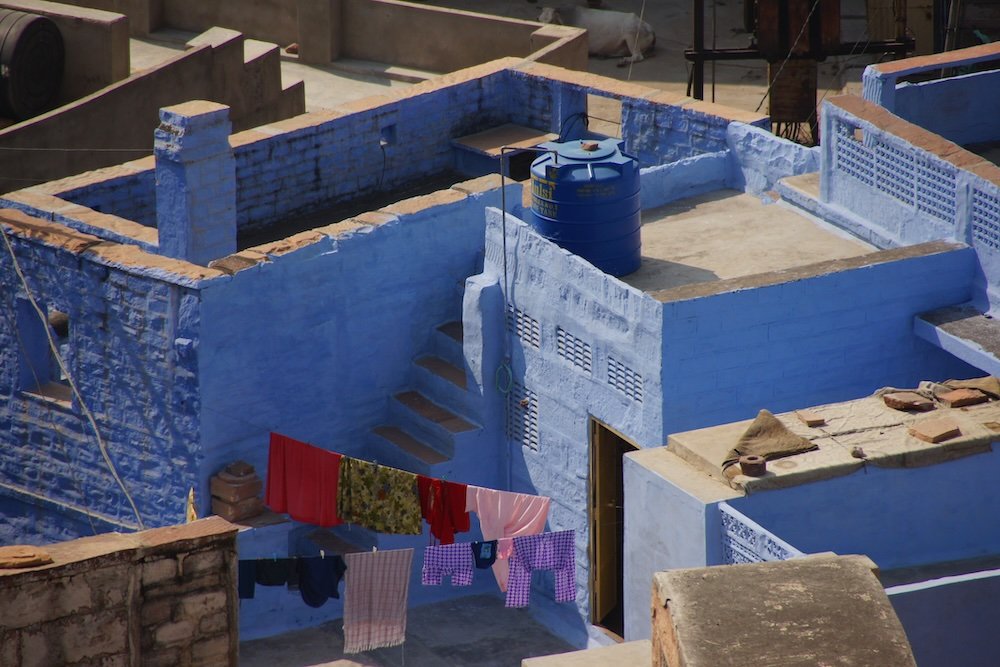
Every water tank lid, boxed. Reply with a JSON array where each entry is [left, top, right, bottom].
[[539, 138, 618, 162]]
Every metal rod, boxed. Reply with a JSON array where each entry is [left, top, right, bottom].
[[692, 0, 705, 99], [683, 38, 914, 61]]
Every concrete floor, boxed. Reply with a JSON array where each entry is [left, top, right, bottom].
[[621, 189, 875, 293], [239, 595, 574, 667]]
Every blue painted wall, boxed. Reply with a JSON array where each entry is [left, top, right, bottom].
[[197, 185, 515, 489], [0, 232, 203, 543], [888, 569, 1000, 666], [660, 244, 980, 434], [234, 74, 509, 234], [621, 453, 729, 641], [726, 123, 821, 194], [730, 448, 1000, 570], [463, 207, 667, 644], [892, 71, 1000, 148], [58, 165, 158, 228]]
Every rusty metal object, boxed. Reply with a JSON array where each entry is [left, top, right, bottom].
[[739, 454, 767, 476]]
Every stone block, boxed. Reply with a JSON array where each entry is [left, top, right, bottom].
[[153, 619, 196, 647], [141, 558, 177, 588], [181, 549, 224, 577], [908, 417, 961, 443], [795, 409, 826, 427], [198, 612, 230, 636], [938, 388, 989, 408], [883, 391, 936, 411], [141, 646, 181, 667], [179, 590, 227, 618], [61, 609, 128, 663], [210, 474, 262, 503], [211, 496, 264, 522], [141, 598, 175, 626]]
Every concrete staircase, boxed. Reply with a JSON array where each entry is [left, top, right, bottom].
[[368, 320, 482, 476]]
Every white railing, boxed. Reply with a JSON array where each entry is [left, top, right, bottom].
[[719, 501, 805, 564]]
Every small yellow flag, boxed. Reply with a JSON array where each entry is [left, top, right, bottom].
[[186, 487, 198, 523]]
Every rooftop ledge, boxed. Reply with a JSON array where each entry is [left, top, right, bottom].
[[915, 304, 1000, 379], [666, 393, 1000, 493]]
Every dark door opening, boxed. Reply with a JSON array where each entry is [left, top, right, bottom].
[[589, 419, 638, 638]]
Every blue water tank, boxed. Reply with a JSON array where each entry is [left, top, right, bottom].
[[529, 138, 641, 277]]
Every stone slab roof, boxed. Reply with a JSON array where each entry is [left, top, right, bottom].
[[652, 554, 916, 667]]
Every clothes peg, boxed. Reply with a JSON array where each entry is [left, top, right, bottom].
[[320, 549, 325, 559]]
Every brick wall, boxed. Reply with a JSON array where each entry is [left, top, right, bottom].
[[231, 62, 511, 234], [0, 517, 238, 667], [0, 210, 215, 542], [505, 64, 768, 168], [57, 160, 158, 228]]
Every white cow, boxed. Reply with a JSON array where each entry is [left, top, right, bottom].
[[538, 5, 655, 66]]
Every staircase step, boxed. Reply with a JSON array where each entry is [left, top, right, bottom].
[[394, 391, 477, 433], [372, 425, 449, 466], [416, 355, 467, 389], [437, 320, 463, 344]]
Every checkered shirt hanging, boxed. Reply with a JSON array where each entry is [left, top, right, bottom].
[[505, 530, 576, 608], [421, 542, 474, 587]]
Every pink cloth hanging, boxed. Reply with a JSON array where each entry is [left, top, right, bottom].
[[343, 548, 414, 654], [466, 485, 550, 591]]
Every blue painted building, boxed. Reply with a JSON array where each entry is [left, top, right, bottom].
[[2, 41, 1000, 650]]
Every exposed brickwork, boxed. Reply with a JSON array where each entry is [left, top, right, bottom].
[[0, 517, 238, 666]]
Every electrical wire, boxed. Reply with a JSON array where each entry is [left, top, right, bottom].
[[4, 291, 98, 536], [754, 0, 824, 113], [626, 0, 650, 82], [0, 145, 150, 152], [0, 220, 146, 530]]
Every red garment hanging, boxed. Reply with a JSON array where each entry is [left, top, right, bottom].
[[417, 475, 470, 544], [265, 433, 343, 527]]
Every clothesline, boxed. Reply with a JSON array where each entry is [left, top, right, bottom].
[[267, 431, 537, 508], [265, 432, 550, 547]]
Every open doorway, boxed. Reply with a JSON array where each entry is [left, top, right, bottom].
[[589, 418, 638, 638]]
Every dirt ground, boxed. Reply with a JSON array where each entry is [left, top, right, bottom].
[[419, 0, 878, 139]]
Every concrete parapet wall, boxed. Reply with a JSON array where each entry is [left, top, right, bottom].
[[892, 70, 1000, 148], [658, 241, 980, 433], [0, 0, 129, 103], [0, 517, 238, 666], [0, 28, 303, 195], [340, 0, 585, 72], [862, 42, 1000, 111], [726, 122, 820, 194], [820, 95, 1000, 311], [58, 0, 587, 68], [506, 62, 768, 166]]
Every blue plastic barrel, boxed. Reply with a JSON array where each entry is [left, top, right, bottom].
[[529, 138, 641, 277]]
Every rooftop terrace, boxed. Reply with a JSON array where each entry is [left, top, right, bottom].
[[621, 189, 874, 294], [667, 390, 1000, 493]]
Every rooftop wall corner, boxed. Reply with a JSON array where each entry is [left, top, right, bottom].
[[155, 101, 237, 267]]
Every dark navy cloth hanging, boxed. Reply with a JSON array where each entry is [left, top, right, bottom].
[[297, 556, 348, 608]]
